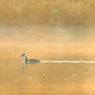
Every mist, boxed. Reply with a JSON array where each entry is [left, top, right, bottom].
[[0, 25, 95, 44]]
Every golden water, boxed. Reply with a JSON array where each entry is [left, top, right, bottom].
[[0, 26, 95, 95], [0, 50, 95, 95]]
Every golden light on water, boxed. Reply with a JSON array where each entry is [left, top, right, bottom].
[[0, 0, 95, 95]]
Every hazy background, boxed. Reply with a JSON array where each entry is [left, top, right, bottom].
[[0, 0, 95, 56], [0, 0, 95, 26], [0, 1, 95, 95]]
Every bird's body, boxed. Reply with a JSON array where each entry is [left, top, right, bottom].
[[25, 59, 40, 63], [21, 54, 40, 63]]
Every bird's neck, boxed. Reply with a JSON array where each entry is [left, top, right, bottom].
[[24, 56, 27, 61], [24, 56, 27, 67]]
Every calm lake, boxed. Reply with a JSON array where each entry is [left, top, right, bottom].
[[0, 49, 95, 95], [0, 26, 95, 95]]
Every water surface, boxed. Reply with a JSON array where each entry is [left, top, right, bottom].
[[0, 26, 95, 95], [0, 50, 95, 95]]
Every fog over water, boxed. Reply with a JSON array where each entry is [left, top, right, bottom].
[[0, 25, 95, 44], [0, 0, 95, 94], [0, 25, 95, 95], [0, 25, 95, 47], [0, 25, 95, 58]]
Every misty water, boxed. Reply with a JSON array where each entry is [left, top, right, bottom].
[[0, 26, 95, 95]]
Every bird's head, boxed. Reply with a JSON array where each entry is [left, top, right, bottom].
[[21, 54, 26, 57]]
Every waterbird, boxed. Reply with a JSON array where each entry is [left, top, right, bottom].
[[21, 54, 40, 63]]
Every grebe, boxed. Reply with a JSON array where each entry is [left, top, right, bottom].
[[21, 54, 40, 63]]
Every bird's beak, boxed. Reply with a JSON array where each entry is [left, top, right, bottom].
[[20, 55, 22, 57]]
